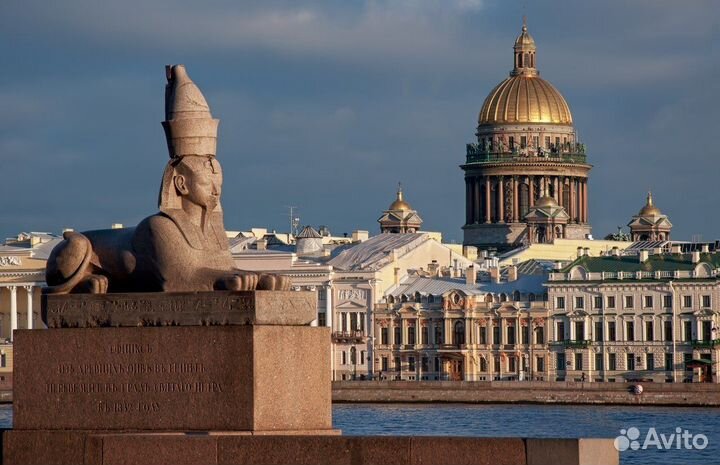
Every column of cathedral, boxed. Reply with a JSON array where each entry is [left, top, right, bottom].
[[465, 175, 588, 225]]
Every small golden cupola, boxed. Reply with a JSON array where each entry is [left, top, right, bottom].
[[378, 183, 423, 234], [628, 191, 672, 241]]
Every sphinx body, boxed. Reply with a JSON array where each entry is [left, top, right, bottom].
[[44, 65, 288, 294]]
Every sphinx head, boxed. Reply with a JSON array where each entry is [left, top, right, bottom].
[[173, 156, 223, 211]]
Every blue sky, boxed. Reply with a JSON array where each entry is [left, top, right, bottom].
[[1, 0, 718, 243]]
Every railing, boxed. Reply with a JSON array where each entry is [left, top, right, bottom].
[[554, 339, 592, 348], [550, 269, 709, 283], [332, 331, 367, 342], [692, 339, 720, 349], [465, 145, 587, 165]]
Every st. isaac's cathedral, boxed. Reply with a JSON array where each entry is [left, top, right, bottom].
[[462, 19, 592, 251]]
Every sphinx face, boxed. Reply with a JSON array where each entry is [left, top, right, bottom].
[[176, 156, 223, 210]]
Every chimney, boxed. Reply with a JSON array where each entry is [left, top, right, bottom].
[[611, 246, 620, 257], [30, 236, 41, 247], [394, 267, 401, 285], [639, 250, 649, 263], [466, 265, 476, 285], [577, 247, 583, 258], [255, 238, 267, 250], [489, 266, 500, 284], [428, 260, 439, 277], [692, 251, 700, 264], [584, 247, 590, 257], [352, 230, 369, 242], [701, 244, 710, 253], [507, 265, 518, 282], [671, 244, 682, 254]]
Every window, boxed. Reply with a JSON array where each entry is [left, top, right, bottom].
[[594, 321, 603, 342], [575, 297, 584, 309], [509, 136, 515, 150], [645, 321, 654, 341], [627, 354, 635, 371], [421, 357, 429, 372], [522, 326, 529, 344], [624, 296, 634, 309], [574, 321, 585, 341], [394, 356, 401, 371], [647, 354, 655, 371], [435, 325, 443, 344], [703, 295, 711, 308], [607, 296, 616, 309], [341, 351, 347, 365], [521, 136, 527, 148], [434, 358, 440, 373], [408, 357, 416, 372], [408, 327, 416, 345], [508, 356, 517, 373], [557, 353, 566, 371], [318, 312, 326, 327], [556, 296, 565, 309], [494, 357, 501, 373], [702, 321, 712, 342], [683, 321, 692, 341], [381, 328, 389, 345], [594, 296, 602, 309], [556, 321, 565, 341], [479, 326, 487, 345], [626, 321, 635, 342], [394, 327, 402, 344], [421, 326, 428, 345], [536, 356, 545, 372], [545, 136, 551, 148], [454, 322, 466, 346], [663, 295, 672, 308], [381, 357, 388, 371], [507, 326, 516, 345], [644, 296, 653, 308], [535, 327, 545, 344], [665, 353, 673, 371], [575, 353, 583, 371], [683, 296, 692, 308], [341, 313, 347, 331], [360, 313, 366, 332], [480, 358, 487, 372], [608, 353, 617, 371], [608, 322, 616, 342], [493, 326, 501, 345], [595, 353, 604, 371], [350, 313, 358, 331], [361, 351, 366, 365], [664, 321, 672, 341]]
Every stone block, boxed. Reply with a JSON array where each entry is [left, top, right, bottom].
[[13, 325, 331, 432], [3, 430, 87, 465], [410, 437, 526, 465], [42, 291, 316, 328], [526, 438, 618, 465]]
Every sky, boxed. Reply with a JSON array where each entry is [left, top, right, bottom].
[[1, 0, 719, 244]]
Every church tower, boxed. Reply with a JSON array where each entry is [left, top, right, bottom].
[[628, 192, 672, 241], [378, 184, 423, 233], [462, 19, 592, 251]]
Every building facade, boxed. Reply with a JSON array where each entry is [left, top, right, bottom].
[[546, 249, 720, 383], [462, 20, 591, 251]]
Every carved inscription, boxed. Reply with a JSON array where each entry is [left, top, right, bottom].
[[47, 342, 224, 415], [0, 256, 21, 266], [338, 289, 367, 302]]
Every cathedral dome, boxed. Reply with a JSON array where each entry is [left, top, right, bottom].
[[388, 185, 412, 211], [638, 192, 662, 217], [478, 76, 573, 125], [478, 19, 573, 126], [535, 194, 559, 208]]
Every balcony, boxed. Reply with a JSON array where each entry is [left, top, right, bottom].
[[465, 144, 587, 165], [691, 339, 720, 349], [558, 339, 592, 349], [332, 331, 367, 343]]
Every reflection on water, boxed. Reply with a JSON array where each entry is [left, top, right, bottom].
[[0, 403, 715, 465], [333, 403, 720, 465]]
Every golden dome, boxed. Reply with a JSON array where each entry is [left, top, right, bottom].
[[479, 76, 573, 125], [638, 192, 662, 216], [535, 194, 559, 208], [478, 20, 573, 126], [388, 184, 412, 211]]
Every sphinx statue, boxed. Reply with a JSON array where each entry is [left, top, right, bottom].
[[45, 65, 289, 294]]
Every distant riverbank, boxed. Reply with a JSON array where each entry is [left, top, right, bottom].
[[333, 380, 720, 407]]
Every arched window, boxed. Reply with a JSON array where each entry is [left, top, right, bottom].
[[513, 291, 521, 302], [485, 294, 494, 303], [387, 295, 395, 304], [401, 294, 408, 303], [528, 293, 536, 302], [454, 321, 466, 346], [562, 183, 570, 213], [480, 357, 488, 372], [415, 292, 422, 302], [500, 293, 508, 302], [427, 294, 435, 303]]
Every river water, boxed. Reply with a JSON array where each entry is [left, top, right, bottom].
[[0, 403, 716, 464]]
